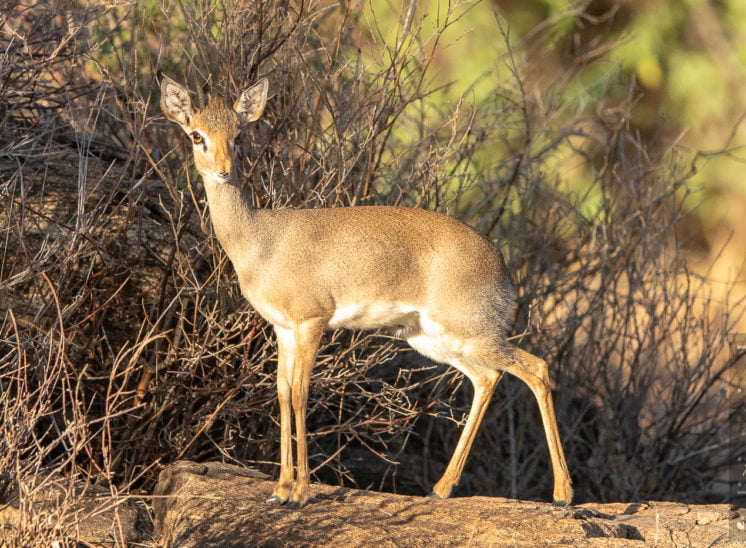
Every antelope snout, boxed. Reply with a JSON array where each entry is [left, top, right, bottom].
[[213, 143, 233, 182]]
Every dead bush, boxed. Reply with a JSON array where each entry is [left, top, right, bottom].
[[0, 7, 743, 544]]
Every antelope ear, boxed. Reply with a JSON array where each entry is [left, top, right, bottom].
[[234, 78, 268, 123], [160, 75, 195, 131]]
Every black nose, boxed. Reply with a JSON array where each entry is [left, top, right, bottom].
[[219, 171, 230, 178]]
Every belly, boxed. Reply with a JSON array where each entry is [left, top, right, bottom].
[[329, 301, 421, 331]]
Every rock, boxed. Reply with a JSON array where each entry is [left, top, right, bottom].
[[151, 460, 745, 547], [3, 461, 743, 545]]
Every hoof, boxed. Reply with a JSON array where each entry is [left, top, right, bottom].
[[286, 500, 303, 510], [552, 499, 571, 508], [426, 492, 442, 499], [266, 494, 286, 505]]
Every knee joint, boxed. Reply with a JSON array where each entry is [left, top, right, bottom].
[[277, 382, 291, 400], [291, 390, 307, 410]]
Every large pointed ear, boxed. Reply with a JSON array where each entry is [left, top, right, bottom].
[[234, 78, 268, 123], [160, 75, 195, 130]]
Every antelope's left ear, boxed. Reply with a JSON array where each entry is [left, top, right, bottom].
[[234, 78, 269, 123]]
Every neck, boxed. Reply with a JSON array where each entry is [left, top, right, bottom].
[[202, 176, 258, 262]]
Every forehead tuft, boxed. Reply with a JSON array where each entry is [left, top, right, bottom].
[[193, 94, 239, 135]]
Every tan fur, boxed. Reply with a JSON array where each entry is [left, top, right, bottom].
[[160, 75, 573, 508]]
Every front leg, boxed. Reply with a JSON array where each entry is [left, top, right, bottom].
[[267, 327, 296, 505], [287, 320, 325, 509]]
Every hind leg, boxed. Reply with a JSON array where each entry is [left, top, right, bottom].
[[430, 363, 503, 498], [506, 347, 573, 505], [409, 315, 572, 504]]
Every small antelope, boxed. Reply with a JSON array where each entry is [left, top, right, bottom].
[[160, 75, 572, 509]]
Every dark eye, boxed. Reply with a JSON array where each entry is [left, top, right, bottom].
[[191, 131, 204, 144]]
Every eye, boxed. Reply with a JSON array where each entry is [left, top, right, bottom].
[[191, 131, 204, 144]]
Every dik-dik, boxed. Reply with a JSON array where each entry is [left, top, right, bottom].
[[160, 75, 572, 509]]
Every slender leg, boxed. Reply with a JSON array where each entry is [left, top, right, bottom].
[[287, 320, 324, 509], [267, 327, 296, 504], [430, 366, 503, 498], [512, 348, 573, 505]]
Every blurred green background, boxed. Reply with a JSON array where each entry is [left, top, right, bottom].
[[360, 0, 746, 296]]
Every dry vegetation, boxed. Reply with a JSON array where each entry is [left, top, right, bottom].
[[0, 1, 743, 545]]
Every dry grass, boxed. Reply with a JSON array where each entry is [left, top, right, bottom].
[[0, 1, 743, 543]]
